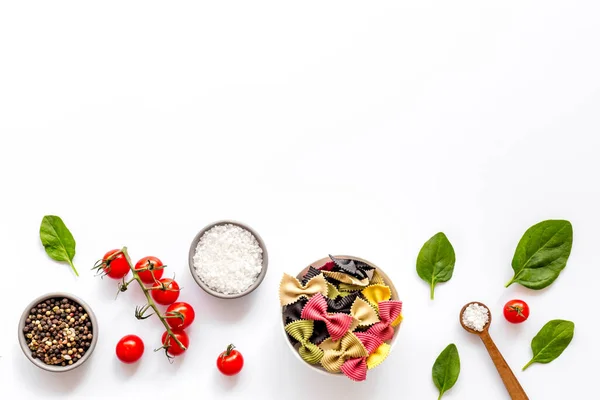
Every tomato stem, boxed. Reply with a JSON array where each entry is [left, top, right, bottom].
[[119, 247, 187, 355], [225, 344, 235, 357]]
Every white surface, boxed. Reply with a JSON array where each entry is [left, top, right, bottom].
[[0, 1, 598, 399]]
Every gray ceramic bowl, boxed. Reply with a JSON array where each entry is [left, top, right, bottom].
[[18, 292, 99, 372], [188, 220, 268, 299]]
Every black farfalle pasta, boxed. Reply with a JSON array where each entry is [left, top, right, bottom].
[[310, 321, 329, 345], [283, 297, 308, 324], [283, 298, 308, 345], [326, 292, 360, 313], [301, 266, 323, 285], [329, 254, 374, 280]]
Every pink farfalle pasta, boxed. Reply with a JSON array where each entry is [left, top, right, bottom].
[[366, 300, 403, 341], [301, 293, 354, 341]]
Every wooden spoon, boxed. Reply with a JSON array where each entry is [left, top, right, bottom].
[[459, 302, 529, 400]]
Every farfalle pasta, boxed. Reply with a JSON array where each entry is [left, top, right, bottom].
[[320, 332, 368, 373], [301, 293, 353, 341], [362, 284, 392, 308], [350, 298, 380, 328], [322, 270, 370, 286], [326, 292, 359, 313], [279, 255, 403, 382], [366, 300, 403, 342], [285, 320, 324, 364], [279, 273, 328, 306]]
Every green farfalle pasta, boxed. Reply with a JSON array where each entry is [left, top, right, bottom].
[[338, 282, 368, 292], [285, 320, 324, 365], [326, 282, 356, 299]]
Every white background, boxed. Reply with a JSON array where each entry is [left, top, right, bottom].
[[0, 1, 598, 399]]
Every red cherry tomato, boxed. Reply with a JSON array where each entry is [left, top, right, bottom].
[[134, 256, 165, 284], [150, 279, 180, 305], [161, 330, 189, 357], [216, 344, 244, 376], [102, 250, 130, 279], [165, 302, 195, 330], [503, 299, 530, 324], [115, 334, 144, 363]]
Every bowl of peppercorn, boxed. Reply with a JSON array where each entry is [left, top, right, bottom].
[[18, 292, 98, 372]]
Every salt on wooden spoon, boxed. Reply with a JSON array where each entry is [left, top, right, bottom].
[[459, 302, 529, 400]]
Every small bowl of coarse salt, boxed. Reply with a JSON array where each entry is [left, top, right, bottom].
[[188, 220, 268, 299]]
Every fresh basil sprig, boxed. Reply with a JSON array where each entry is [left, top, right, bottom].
[[432, 343, 460, 400], [39, 215, 78, 277], [506, 219, 573, 290], [416, 232, 456, 299], [523, 319, 574, 371]]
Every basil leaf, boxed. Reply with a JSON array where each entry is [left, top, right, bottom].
[[39, 215, 78, 277], [416, 232, 455, 299], [432, 343, 460, 400], [506, 220, 573, 290], [523, 319, 574, 370]]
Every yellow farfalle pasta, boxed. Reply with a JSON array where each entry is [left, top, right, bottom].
[[367, 342, 391, 369], [285, 320, 324, 365], [392, 313, 403, 327], [279, 273, 328, 306], [322, 270, 370, 286], [350, 297, 380, 328], [361, 284, 391, 309], [320, 332, 368, 373]]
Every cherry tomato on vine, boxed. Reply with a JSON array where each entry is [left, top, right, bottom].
[[150, 279, 180, 305], [161, 330, 189, 356], [216, 344, 244, 376], [115, 334, 145, 363], [503, 299, 530, 324], [102, 249, 130, 279], [165, 302, 195, 330], [134, 256, 165, 284]]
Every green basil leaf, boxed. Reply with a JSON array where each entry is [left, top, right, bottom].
[[523, 319, 574, 370], [416, 232, 455, 299], [506, 219, 573, 290], [39, 215, 78, 277], [432, 343, 460, 400]]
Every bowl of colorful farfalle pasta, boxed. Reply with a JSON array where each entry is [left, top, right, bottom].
[[279, 255, 403, 381]]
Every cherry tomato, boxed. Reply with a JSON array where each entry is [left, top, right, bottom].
[[102, 249, 130, 279], [165, 302, 195, 330], [216, 344, 244, 376], [134, 256, 165, 284], [503, 299, 530, 324], [161, 330, 189, 356], [151, 279, 180, 305], [115, 334, 144, 363]]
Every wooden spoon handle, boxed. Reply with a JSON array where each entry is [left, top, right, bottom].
[[480, 331, 529, 400]]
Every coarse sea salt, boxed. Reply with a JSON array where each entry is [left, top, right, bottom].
[[193, 224, 263, 295], [462, 303, 490, 332]]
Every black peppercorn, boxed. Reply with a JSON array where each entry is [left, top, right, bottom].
[[23, 297, 93, 367]]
